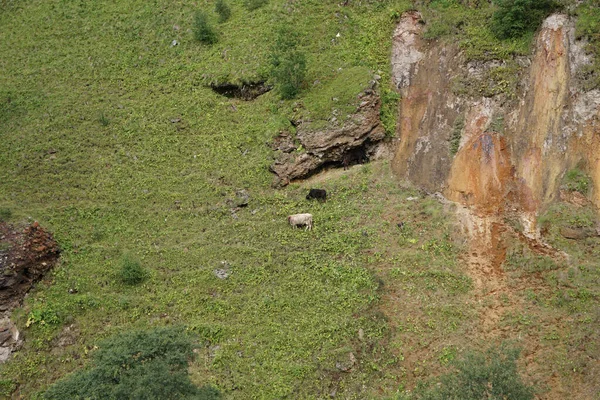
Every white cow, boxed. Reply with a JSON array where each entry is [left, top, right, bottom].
[[287, 213, 313, 231]]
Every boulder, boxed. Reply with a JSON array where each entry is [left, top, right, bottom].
[[0, 318, 21, 363], [560, 226, 596, 240]]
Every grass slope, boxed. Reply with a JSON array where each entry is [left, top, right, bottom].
[[1, 0, 599, 399], [0, 0, 421, 397]]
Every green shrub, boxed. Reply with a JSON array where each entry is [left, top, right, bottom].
[[244, 0, 268, 11], [215, 0, 231, 23], [449, 115, 464, 155], [270, 27, 306, 100], [491, 0, 559, 40], [575, 3, 600, 90], [98, 112, 109, 126], [380, 88, 401, 137], [119, 255, 148, 285], [43, 326, 220, 400], [0, 208, 11, 222], [415, 345, 535, 400], [563, 168, 591, 194], [193, 11, 218, 44], [0, 380, 16, 399]]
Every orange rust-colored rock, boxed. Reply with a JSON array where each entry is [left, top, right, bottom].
[[393, 12, 600, 218], [446, 133, 513, 214], [511, 15, 571, 210]]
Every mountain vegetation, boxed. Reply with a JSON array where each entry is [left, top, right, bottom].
[[0, 0, 598, 398]]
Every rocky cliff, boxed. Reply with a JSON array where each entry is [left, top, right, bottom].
[[392, 12, 600, 236], [391, 13, 600, 398]]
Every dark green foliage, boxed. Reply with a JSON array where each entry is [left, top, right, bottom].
[[0, 380, 16, 398], [575, 2, 600, 90], [449, 115, 464, 155], [0, 208, 11, 222], [118, 255, 148, 285], [415, 346, 535, 400], [270, 27, 306, 100], [215, 0, 231, 23], [43, 326, 220, 400], [563, 168, 591, 194], [244, 0, 268, 11], [98, 113, 109, 126], [491, 0, 559, 39], [380, 88, 401, 136], [193, 11, 217, 45]]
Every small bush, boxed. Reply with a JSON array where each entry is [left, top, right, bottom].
[[380, 88, 401, 137], [575, 1, 600, 91], [0, 208, 11, 222], [270, 27, 306, 100], [415, 345, 535, 400], [193, 11, 218, 44], [449, 115, 464, 155], [215, 0, 231, 23], [244, 0, 268, 11], [98, 113, 109, 126], [119, 255, 148, 285], [491, 0, 559, 40], [43, 326, 221, 400], [563, 168, 591, 194]]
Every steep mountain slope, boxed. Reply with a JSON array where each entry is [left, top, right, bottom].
[[0, 0, 599, 399]]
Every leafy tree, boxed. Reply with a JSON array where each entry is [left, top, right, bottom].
[[193, 11, 218, 44], [44, 326, 220, 400], [215, 0, 231, 23], [491, 0, 559, 39], [270, 27, 307, 100]]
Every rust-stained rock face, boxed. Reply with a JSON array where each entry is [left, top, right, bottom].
[[391, 34, 462, 191], [392, 12, 600, 223], [389, 12, 600, 398], [511, 14, 571, 212], [270, 92, 385, 186], [446, 133, 513, 213]]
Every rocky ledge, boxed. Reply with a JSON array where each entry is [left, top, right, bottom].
[[269, 91, 387, 186]]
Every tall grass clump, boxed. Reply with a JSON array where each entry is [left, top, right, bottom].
[[0, 208, 11, 222], [270, 27, 306, 100], [119, 255, 148, 285], [215, 0, 231, 23], [43, 327, 221, 399], [193, 11, 218, 44]]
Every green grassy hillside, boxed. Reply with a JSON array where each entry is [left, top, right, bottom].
[[0, 0, 421, 398], [1, 0, 599, 399]]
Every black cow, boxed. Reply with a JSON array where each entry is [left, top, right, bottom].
[[306, 188, 327, 202], [342, 147, 368, 170]]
